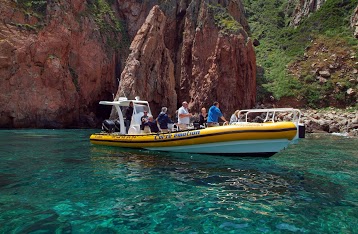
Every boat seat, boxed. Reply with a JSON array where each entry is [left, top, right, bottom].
[[128, 125, 140, 135], [141, 126, 151, 134]]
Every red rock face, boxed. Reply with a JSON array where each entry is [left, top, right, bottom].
[[117, 0, 155, 39], [117, 1, 256, 118], [179, 1, 256, 116], [0, 0, 116, 128], [115, 6, 177, 115], [1, 0, 256, 127]]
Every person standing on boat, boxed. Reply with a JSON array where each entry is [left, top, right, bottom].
[[125, 101, 134, 133], [199, 107, 208, 127], [157, 107, 173, 133], [207, 101, 228, 127], [178, 101, 192, 130]]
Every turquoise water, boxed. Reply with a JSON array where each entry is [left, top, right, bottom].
[[0, 130, 357, 233]]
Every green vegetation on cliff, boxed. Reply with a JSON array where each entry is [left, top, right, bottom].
[[87, 0, 130, 50], [17, 0, 47, 15], [88, 0, 122, 33], [15, 0, 47, 30], [243, 0, 357, 108], [16, 0, 129, 50], [208, 4, 244, 34]]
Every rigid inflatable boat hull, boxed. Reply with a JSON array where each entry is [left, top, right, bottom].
[[90, 122, 298, 155]]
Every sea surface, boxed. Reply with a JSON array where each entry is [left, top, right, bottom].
[[0, 129, 357, 234]]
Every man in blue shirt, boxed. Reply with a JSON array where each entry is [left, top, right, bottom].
[[207, 101, 228, 127]]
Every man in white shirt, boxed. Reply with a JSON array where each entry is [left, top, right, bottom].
[[177, 101, 192, 130]]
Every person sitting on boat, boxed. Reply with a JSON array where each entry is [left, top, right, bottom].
[[199, 107, 208, 127], [177, 101, 192, 130], [207, 101, 228, 127], [230, 109, 242, 124], [147, 115, 160, 133], [125, 101, 134, 133], [140, 110, 150, 133], [157, 107, 173, 133]]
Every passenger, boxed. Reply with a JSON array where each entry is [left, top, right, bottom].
[[157, 107, 173, 133], [174, 110, 178, 121], [207, 101, 228, 127], [147, 115, 160, 133], [177, 101, 192, 130], [125, 101, 134, 133], [198, 107, 208, 127], [229, 110, 240, 124], [140, 110, 150, 133]]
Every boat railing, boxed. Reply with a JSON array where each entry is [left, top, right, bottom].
[[237, 108, 302, 124]]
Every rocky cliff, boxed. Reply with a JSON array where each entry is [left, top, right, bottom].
[[115, 5, 177, 114], [0, 0, 119, 128], [290, 0, 326, 26], [0, 0, 256, 128], [352, 5, 358, 38], [115, 0, 256, 117], [178, 1, 256, 115]]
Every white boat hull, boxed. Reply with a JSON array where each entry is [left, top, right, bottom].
[[146, 139, 291, 155]]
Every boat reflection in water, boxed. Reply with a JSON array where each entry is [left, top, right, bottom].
[[89, 142, 346, 230]]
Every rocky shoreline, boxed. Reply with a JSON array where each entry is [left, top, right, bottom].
[[301, 109, 358, 137]]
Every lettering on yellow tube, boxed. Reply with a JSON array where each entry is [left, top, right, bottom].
[[154, 131, 201, 140]]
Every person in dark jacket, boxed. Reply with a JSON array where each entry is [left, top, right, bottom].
[[140, 110, 149, 132], [156, 107, 173, 133], [147, 116, 160, 133], [125, 101, 134, 133], [199, 107, 208, 127]]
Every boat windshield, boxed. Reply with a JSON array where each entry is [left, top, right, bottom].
[[134, 104, 150, 115]]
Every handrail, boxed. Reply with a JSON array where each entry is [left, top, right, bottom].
[[238, 108, 302, 124]]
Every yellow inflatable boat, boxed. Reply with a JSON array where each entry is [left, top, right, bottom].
[[90, 97, 305, 156]]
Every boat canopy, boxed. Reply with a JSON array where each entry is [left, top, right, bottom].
[[99, 97, 302, 136], [99, 97, 152, 135]]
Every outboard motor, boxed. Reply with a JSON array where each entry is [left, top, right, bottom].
[[102, 120, 115, 133], [298, 123, 305, 138], [114, 120, 121, 132]]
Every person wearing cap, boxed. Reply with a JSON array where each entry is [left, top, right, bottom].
[[207, 101, 228, 127], [177, 101, 192, 130]]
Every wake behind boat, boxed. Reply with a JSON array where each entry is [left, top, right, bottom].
[[90, 97, 305, 156]]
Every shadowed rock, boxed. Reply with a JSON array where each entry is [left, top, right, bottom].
[[115, 6, 177, 115]]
